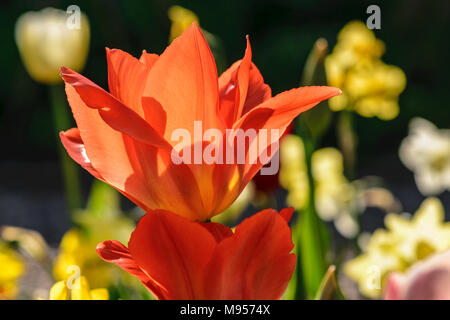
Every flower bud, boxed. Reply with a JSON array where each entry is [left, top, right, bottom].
[[15, 7, 90, 84]]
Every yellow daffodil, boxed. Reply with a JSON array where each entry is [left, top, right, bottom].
[[15, 7, 90, 84], [325, 21, 406, 120], [49, 276, 108, 300], [168, 6, 199, 42], [0, 243, 25, 299], [345, 197, 450, 298], [399, 117, 450, 195], [53, 183, 136, 289]]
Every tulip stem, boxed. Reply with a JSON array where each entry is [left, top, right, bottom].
[[337, 110, 358, 180], [49, 84, 82, 219], [293, 120, 330, 299]]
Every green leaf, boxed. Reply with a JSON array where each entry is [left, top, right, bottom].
[[314, 265, 345, 300]]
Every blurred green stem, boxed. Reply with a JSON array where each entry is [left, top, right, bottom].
[[293, 121, 329, 299], [337, 110, 357, 180], [49, 84, 82, 219]]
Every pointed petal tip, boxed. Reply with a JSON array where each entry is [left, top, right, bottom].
[[59, 66, 69, 75], [59, 66, 76, 82], [279, 207, 294, 223], [96, 241, 106, 252]]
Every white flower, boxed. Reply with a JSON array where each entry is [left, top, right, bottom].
[[399, 118, 450, 195]]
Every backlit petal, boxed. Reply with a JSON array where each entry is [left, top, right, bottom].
[[128, 210, 217, 299], [61, 67, 170, 151], [143, 22, 223, 143]]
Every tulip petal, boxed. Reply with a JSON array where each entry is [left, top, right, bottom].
[[218, 38, 271, 126], [97, 240, 166, 299], [128, 210, 217, 299], [203, 209, 296, 299], [139, 50, 159, 68], [141, 97, 166, 137], [61, 69, 207, 219], [61, 82, 154, 210], [384, 273, 403, 300], [279, 207, 294, 223], [60, 127, 155, 211], [106, 48, 149, 117], [61, 67, 171, 151], [106, 49, 167, 135], [59, 128, 103, 180], [143, 22, 223, 142], [201, 222, 234, 242], [234, 86, 342, 188], [235, 86, 342, 134]]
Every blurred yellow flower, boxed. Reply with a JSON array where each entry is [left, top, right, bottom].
[[0, 243, 25, 299], [53, 183, 136, 289], [15, 7, 90, 84], [279, 135, 309, 210], [399, 117, 450, 195], [49, 276, 108, 300], [345, 197, 450, 298], [53, 229, 110, 289], [279, 136, 361, 237], [325, 21, 406, 120], [168, 6, 199, 42], [312, 148, 361, 238]]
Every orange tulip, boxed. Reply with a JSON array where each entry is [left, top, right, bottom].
[[97, 207, 295, 299], [60, 22, 340, 221]]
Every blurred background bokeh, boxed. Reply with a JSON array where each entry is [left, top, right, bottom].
[[0, 0, 449, 299], [2, 0, 448, 242]]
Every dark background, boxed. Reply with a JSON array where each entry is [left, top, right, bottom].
[[0, 0, 449, 244]]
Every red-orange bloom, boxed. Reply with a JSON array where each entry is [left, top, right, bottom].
[[60, 22, 340, 221], [97, 208, 295, 300]]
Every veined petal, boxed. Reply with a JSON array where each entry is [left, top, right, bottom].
[[234, 86, 342, 133], [106, 48, 149, 117], [106, 48, 167, 134], [61, 81, 153, 210], [60, 127, 155, 211], [128, 210, 217, 299], [143, 22, 223, 143], [203, 209, 296, 299], [61, 78, 206, 219], [234, 86, 342, 188], [60, 67, 171, 151]]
